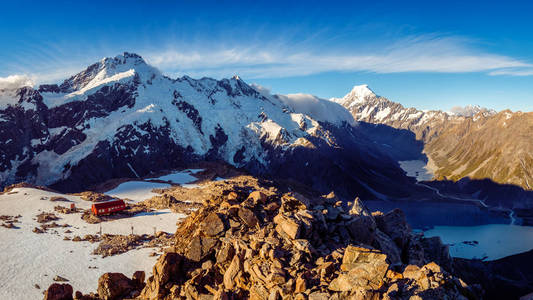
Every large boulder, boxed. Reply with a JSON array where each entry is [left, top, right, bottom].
[[201, 212, 226, 237], [374, 209, 411, 249], [185, 235, 219, 262], [97, 273, 134, 300], [238, 207, 259, 228], [372, 229, 402, 266], [140, 252, 182, 299], [224, 253, 244, 289], [43, 283, 73, 300], [329, 246, 389, 291], [420, 236, 453, 272], [273, 214, 301, 239], [344, 215, 376, 245]]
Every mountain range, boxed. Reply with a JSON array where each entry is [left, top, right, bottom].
[[334, 84, 533, 191], [0, 53, 417, 201], [1, 52, 533, 210]]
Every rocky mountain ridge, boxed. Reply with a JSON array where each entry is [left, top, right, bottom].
[[44, 174, 478, 300]]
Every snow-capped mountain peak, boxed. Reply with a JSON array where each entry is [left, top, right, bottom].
[[56, 52, 158, 95], [449, 104, 496, 117], [348, 84, 376, 100], [331, 84, 377, 107]]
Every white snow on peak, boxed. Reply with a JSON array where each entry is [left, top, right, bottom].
[[68, 69, 136, 97], [100, 53, 160, 83], [349, 84, 376, 100], [332, 84, 377, 107], [41, 52, 162, 108]]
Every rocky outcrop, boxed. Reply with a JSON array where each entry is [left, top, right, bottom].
[[60, 176, 476, 300]]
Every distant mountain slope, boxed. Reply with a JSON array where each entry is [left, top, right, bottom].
[[0, 53, 415, 200], [334, 84, 533, 190]]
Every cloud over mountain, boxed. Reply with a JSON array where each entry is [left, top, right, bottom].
[[0, 75, 34, 90]]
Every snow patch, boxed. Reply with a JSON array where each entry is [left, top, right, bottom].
[[105, 181, 171, 202], [0, 188, 184, 299], [148, 171, 198, 185]]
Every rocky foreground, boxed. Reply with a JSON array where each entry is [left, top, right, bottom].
[[44, 175, 479, 300]]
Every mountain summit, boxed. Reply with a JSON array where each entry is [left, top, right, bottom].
[[331, 84, 377, 107]]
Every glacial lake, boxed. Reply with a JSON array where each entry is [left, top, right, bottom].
[[384, 159, 533, 260], [366, 199, 533, 261]]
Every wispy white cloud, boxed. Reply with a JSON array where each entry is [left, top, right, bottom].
[[2, 34, 533, 84], [144, 35, 533, 79], [488, 68, 533, 76], [0, 75, 34, 89]]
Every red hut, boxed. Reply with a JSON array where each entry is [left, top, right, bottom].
[[91, 199, 126, 216]]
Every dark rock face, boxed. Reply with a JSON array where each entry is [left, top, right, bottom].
[[48, 82, 137, 129], [0, 87, 48, 181], [260, 123, 416, 200], [172, 91, 203, 134], [50, 123, 196, 192]]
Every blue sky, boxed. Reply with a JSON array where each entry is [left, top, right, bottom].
[[1, 0, 533, 111]]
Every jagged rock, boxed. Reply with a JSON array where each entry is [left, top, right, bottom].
[[53, 275, 69, 282], [309, 292, 329, 300], [216, 242, 235, 264], [329, 246, 389, 291], [224, 253, 243, 289], [420, 236, 453, 271], [323, 191, 339, 204], [372, 229, 402, 265], [141, 252, 182, 299], [132, 271, 145, 288], [248, 191, 268, 204], [185, 235, 218, 262], [281, 193, 310, 212], [250, 283, 270, 300], [238, 207, 259, 228], [57, 178, 478, 300], [97, 273, 134, 300], [349, 197, 371, 217], [374, 209, 411, 249], [274, 214, 301, 239], [405, 235, 425, 266], [201, 212, 225, 236], [344, 215, 376, 245], [44, 283, 73, 300]]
